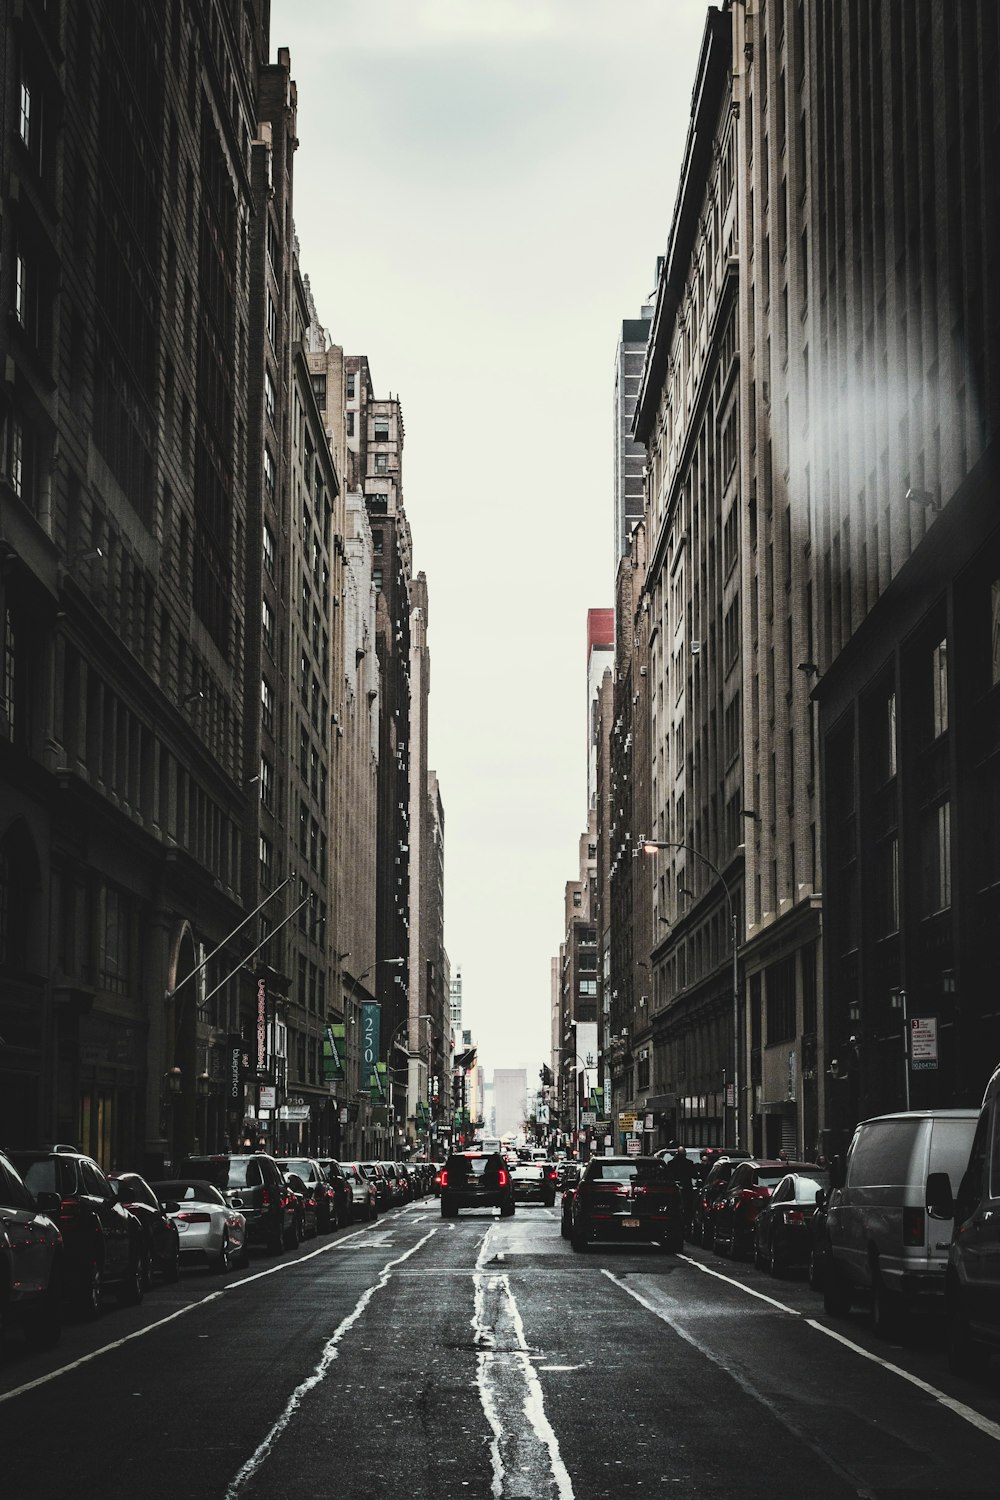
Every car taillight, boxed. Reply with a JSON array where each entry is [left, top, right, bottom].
[[59, 1198, 85, 1223], [261, 1187, 271, 1209], [177, 1212, 211, 1224], [786, 1210, 806, 1225], [545, 1168, 556, 1180], [738, 1189, 754, 1203], [439, 1170, 448, 1189], [498, 1168, 509, 1188], [903, 1207, 925, 1246]]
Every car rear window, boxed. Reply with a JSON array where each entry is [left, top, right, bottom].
[[280, 1160, 314, 1180], [847, 1120, 921, 1187], [14, 1157, 76, 1196], [154, 1180, 226, 1208], [447, 1155, 496, 1178], [589, 1160, 669, 1184], [755, 1171, 788, 1189]]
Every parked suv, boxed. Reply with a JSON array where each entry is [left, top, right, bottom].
[[822, 1108, 978, 1335], [440, 1152, 514, 1218], [0, 1149, 63, 1348], [179, 1153, 294, 1253], [931, 1063, 1000, 1373], [10, 1146, 145, 1315]]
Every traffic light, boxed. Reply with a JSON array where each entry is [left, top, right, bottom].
[[452, 1074, 461, 1107]]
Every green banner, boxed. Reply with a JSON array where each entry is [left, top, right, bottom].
[[590, 1086, 605, 1114], [323, 1024, 346, 1083], [370, 1060, 388, 1101]]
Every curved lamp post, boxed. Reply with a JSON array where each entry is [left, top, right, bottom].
[[641, 838, 741, 1149]]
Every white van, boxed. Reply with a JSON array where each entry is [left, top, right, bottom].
[[823, 1108, 978, 1335]]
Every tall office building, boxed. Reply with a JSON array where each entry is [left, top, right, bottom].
[[613, 297, 655, 565]]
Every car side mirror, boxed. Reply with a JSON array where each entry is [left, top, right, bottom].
[[829, 1154, 846, 1190], [926, 1171, 954, 1220], [34, 1190, 61, 1216], [814, 1188, 828, 1212]]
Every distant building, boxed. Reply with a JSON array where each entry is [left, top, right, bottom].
[[586, 609, 614, 812], [613, 298, 655, 564], [493, 1069, 528, 1140]]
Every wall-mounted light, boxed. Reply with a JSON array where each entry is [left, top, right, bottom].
[[164, 1066, 182, 1096], [69, 546, 104, 568], [797, 662, 819, 677], [181, 690, 204, 706]]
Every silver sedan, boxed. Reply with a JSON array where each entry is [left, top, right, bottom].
[[152, 1180, 248, 1272]]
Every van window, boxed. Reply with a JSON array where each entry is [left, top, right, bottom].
[[990, 1103, 1000, 1201], [928, 1117, 978, 1191], [846, 1120, 920, 1186]]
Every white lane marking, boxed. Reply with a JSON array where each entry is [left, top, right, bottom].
[[225, 1228, 439, 1498], [803, 1319, 1000, 1443], [644, 1257, 1000, 1447], [0, 1293, 225, 1406], [603, 1271, 871, 1495], [0, 1221, 394, 1406], [473, 1270, 574, 1499]]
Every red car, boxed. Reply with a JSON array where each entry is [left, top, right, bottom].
[[711, 1159, 817, 1259]]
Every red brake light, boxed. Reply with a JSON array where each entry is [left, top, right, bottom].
[[498, 1168, 509, 1188], [261, 1187, 271, 1209], [177, 1212, 211, 1224], [903, 1207, 925, 1246], [59, 1198, 86, 1221], [786, 1210, 806, 1224], [439, 1170, 448, 1188]]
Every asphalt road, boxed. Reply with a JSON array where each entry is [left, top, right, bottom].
[[4, 1197, 1000, 1498]]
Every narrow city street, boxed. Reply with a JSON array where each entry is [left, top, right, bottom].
[[3, 1200, 1000, 1499]]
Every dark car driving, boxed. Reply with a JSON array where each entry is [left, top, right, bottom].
[[440, 1152, 514, 1218], [570, 1155, 683, 1253]]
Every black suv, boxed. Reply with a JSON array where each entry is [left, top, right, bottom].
[[11, 1147, 145, 1315], [440, 1152, 515, 1219], [0, 1149, 64, 1348], [179, 1153, 295, 1252]]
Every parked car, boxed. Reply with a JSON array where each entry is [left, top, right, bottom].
[[178, 1153, 295, 1254], [11, 1146, 145, 1315], [0, 1148, 63, 1348], [360, 1162, 393, 1213], [808, 1187, 831, 1291], [689, 1154, 751, 1247], [570, 1155, 683, 1253], [151, 1179, 247, 1272], [752, 1169, 830, 1275], [510, 1156, 557, 1206], [440, 1152, 514, 1219], [928, 1065, 1000, 1373], [822, 1108, 979, 1336], [711, 1160, 807, 1259], [341, 1162, 378, 1221], [317, 1159, 355, 1228], [109, 1172, 181, 1287], [283, 1172, 318, 1241], [279, 1158, 341, 1233]]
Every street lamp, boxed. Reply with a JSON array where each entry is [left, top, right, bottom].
[[641, 838, 741, 1149]]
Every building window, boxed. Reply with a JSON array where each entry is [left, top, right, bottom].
[[922, 800, 952, 914], [765, 955, 796, 1044], [346, 411, 355, 437], [263, 520, 275, 577], [2, 608, 15, 735], [264, 368, 276, 425], [259, 834, 272, 888], [931, 639, 948, 738], [261, 676, 273, 735], [310, 372, 326, 409], [374, 416, 390, 441], [260, 755, 273, 810], [266, 293, 277, 348], [372, 530, 383, 555], [100, 886, 132, 996], [346, 372, 356, 399], [263, 444, 275, 496], [372, 569, 383, 593], [374, 453, 389, 474], [877, 835, 899, 935], [261, 596, 274, 654]]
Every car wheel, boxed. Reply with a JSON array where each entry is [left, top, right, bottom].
[[118, 1252, 145, 1306], [808, 1245, 825, 1292], [871, 1265, 900, 1339], [163, 1239, 181, 1284], [25, 1264, 62, 1350], [500, 1201, 515, 1218], [213, 1231, 232, 1273], [753, 1235, 766, 1270], [77, 1255, 103, 1319], [441, 1201, 458, 1219], [571, 1225, 587, 1253], [767, 1239, 782, 1277], [712, 1223, 728, 1256], [560, 1214, 570, 1240], [823, 1257, 852, 1317], [947, 1295, 989, 1377]]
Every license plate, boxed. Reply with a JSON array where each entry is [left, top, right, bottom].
[[622, 1218, 640, 1229]]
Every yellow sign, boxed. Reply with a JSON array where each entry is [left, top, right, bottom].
[[619, 1112, 637, 1130]]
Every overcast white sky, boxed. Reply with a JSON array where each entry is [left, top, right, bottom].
[[272, 0, 710, 1078]]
